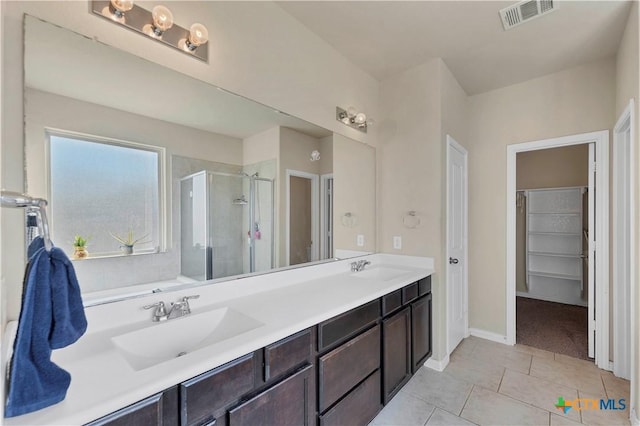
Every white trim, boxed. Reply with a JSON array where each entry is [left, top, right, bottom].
[[424, 355, 450, 372], [320, 173, 333, 259], [613, 99, 635, 382], [469, 328, 508, 345], [445, 135, 469, 356], [285, 169, 319, 266], [506, 130, 610, 371], [631, 407, 639, 426]]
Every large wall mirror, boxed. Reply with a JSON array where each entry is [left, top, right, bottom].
[[23, 16, 376, 304]]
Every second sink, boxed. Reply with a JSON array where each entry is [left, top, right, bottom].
[[351, 266, 413, 281], [112, 307, 264, 371]]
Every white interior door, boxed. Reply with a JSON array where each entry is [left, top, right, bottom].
[[446, 135, 468, 354], [587, 142, 595, 359]]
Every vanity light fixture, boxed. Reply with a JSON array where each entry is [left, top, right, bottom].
[[336, 106, 371, 133], [91, 1, 209, 62]]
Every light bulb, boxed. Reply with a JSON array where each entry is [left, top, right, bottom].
[[354, 112, 367, 125], [341, 116, 351, 125], [110, 0, 133, 18], [346, 106, 358, 118], [188, 23, 209, 47], [152, 5, 174, 35]]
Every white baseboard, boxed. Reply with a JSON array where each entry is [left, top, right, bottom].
[[424, 354, 450, 372], [631, 407, 639, 426], [469, 328, 509, 345]]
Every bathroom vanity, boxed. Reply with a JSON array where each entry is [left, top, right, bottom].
[[4, 254, 433, 425]]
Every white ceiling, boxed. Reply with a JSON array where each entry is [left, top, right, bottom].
[[277, 1, 632, 95]]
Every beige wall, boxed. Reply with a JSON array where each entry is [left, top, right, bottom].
[[614, 0, 639, 418], [516, 145, 590, 190], [515, 145, 589, 293], [467, 57, 615, 335], [243, 127, 279, 167], [333, 133, 376, 253], [377, 58, 468, 362]]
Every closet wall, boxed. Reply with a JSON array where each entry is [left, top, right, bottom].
[[516, 145, 589, 298]]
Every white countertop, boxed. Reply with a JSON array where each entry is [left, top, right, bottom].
[[4, 253, 434, 425]]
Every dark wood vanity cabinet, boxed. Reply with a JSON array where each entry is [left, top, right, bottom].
[[86, 275, 433, 426], [86, 386, 179, 426], [411, 290, 433, 373], [382, 306, 412, 404]]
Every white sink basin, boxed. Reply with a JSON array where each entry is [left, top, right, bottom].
[[112, 307, 264, 371], [351, 266, 413, 282]]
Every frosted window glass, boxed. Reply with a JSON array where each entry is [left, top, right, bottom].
[[49, 134, 160, 256]]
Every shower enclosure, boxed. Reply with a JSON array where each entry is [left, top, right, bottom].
[[180, 170, 274, 281]]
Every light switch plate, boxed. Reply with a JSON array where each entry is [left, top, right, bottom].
[[357, 234, 364, 247], [393, 236, 402, 250]]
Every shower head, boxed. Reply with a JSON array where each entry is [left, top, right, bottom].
[[233, 195, 248, 205]]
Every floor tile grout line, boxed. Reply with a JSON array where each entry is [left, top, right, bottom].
[[496, 366, 507, 393], [458, 384, 475, 417], [421, 406, 437, 426]]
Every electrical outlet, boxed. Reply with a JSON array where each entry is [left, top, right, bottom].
[[393, 236, 402, 250], [357, 234, 364, 247]]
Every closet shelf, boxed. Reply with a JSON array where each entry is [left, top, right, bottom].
[[528, 271, 581, 281], [528, 251, 582, 258]]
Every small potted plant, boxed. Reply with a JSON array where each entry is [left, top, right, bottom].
[[110, 227, 150, 255], [72, 235, 89, 259]]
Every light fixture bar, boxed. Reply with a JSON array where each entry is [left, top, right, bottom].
[[336, 106, 368, 133], [90, 1, 208, 63]]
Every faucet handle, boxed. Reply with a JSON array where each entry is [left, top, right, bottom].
[[182, 295, 200, 302], [143, 301, 167, 321]]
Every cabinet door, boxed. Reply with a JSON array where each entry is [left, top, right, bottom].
[[411, 294, 432, 373], [382, 307, 411, 404], [228, 365, 315, 426], [86, 386, 178, 426]]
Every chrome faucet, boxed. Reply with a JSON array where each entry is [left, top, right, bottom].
[[350, 260, 371, 272], [144, 295, 200, 322]]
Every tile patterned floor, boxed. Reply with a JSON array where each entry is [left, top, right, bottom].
[[369, 336, 631, 426]]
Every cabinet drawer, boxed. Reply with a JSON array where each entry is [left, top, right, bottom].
[[264, 328, 312, 382], [382, 290, 402, 316], [319, 370, 382, 426], [402, 282, 419, 304], [86, 387, 178, 426], [180, 353, 256, 426], [418, 276, 432, 296], [318, 324, 380, 412], [229, 365, 314, 426], [318, 300, 379, 351]]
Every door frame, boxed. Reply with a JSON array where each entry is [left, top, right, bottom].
[[320, 173, 334, 259], [613, 99, 635, 380], [285, 169, 319, 266], [506, 130, 609, 370], [446, 135, 469, 355]]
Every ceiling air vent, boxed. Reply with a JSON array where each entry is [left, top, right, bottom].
[[499, 0, 556, 30]]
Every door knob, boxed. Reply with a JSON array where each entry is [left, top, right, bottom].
[[449, 257, 459, 264]]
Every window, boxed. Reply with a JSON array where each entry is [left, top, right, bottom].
[[48, 132, 164, 257]]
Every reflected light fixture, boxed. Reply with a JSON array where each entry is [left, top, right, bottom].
[[310, 150, 321, 162], [92, 1, 209, 62], [336, 106, 371, 133]]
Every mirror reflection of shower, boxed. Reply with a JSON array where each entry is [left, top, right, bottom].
[[180, 170, 274, 281]]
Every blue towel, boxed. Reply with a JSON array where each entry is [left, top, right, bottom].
[[5, 237, 88, 418]]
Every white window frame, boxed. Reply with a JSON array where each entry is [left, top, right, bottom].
[[45, 129, 167, 257]]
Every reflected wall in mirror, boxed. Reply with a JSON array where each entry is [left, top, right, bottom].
[[23, 16, 375, 302]]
